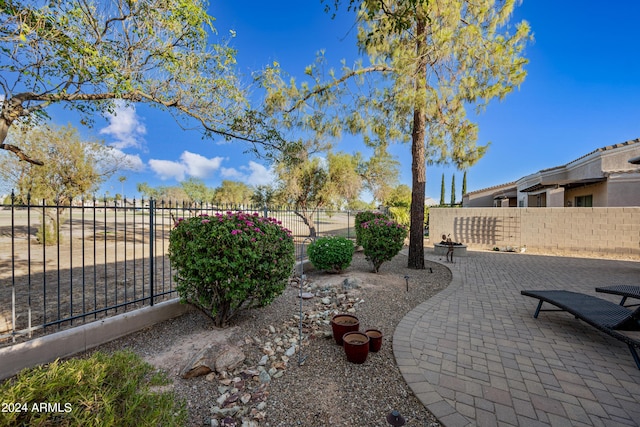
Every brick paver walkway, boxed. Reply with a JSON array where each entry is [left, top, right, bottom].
[[394, 250, 640, 427]]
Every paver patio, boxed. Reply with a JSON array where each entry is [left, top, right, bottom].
[[394, 250, 640, 427]]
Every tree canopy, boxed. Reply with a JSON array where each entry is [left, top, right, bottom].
[[262, 0, 531, 268], [0, 0, 285, 166], [0, 123, 124, 204]]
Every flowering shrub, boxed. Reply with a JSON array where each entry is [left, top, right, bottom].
[[168, 212, 295, 327], [360, 218, 407, 273], [354, 211, 390, 247], [307, 236, 355, 273]]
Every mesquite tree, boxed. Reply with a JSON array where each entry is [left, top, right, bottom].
[[0, 0, 285, 166]]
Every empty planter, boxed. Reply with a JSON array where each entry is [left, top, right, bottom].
[[331, 314, 359, 345], [342, 331, 370, 364], [365, 329, 383, 352]]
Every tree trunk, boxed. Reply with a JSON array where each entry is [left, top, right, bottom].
[[294, 210, 317, 237], [407, 16, 427, 270]]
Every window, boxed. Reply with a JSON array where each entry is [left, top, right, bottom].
[[575, 195, 593, 207]]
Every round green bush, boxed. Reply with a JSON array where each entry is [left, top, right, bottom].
[[354, 211, 390, 246], [169, 211, 295, 327], [307, 236, 355, 273], [361, 217, 407, 273]]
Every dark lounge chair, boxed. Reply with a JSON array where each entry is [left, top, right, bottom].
[[595, 285, 640, 307], [521, 290, 640, 369]]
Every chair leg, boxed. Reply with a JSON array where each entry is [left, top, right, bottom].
[[534, 300, 543, 318]]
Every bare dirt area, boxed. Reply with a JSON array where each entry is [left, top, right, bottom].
[[91, 251, 452, 426]]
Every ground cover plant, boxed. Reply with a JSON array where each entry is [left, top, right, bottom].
[[169, 211, 295, 327], [307, 235, 355, 273], [0, 350, 186, 427]]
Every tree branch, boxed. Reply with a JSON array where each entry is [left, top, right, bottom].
[[0, 143, 44, 165], [286, 65, 393, 113]]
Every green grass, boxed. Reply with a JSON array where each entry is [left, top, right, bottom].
[[0, 350, 186, 427]]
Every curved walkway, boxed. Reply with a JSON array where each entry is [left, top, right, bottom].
[[394, 250, 640, 427]]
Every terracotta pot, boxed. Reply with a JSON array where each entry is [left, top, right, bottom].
[[331, 314, 359, 345], [342, 331, 370, 364], [365, 329, 383, 352]]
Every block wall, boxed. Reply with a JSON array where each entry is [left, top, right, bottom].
[[429, 207, 640, 257]]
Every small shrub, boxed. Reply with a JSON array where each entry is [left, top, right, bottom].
[[0, 350, 186, 427], [36, 219, 61, 245], [354, 211, 390, 246], [361, 218, 407, 273], [169, 212, 295, 327], [307, 236, 355, 273]]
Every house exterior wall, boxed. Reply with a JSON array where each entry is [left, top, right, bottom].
[[606, 174, 640, 206], [564, 181, 608, 207], [429, 207, 640, 257]]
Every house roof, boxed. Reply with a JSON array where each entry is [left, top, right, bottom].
[[464, 181, 517, 197], [540, 138, 640, 173]]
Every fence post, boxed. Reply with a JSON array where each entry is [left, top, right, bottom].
[[10, 191, 16, 342], [149, 199, 155, 306]]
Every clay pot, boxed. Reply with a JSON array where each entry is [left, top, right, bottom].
[[365, 329, 383, 352], [342, 331, 370, 364], [331, 314, 359, 345]]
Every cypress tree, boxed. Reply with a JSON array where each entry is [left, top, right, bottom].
[[462, 170, 467, 200], [450, 175, 456, 206]]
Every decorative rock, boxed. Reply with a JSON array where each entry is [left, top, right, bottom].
[[258, 371, 271, 383], [220, 416, 237, 426], [284, 345, 296, 357], [181, 344, 245, 379], [258, 355, 268, 366], [180, 345, 217, 379], [215, 346, 246, 373], [300, 292, 314, 299], [217, 392, 229, 406]]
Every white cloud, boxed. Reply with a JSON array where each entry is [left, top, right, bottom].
[[149, 151, 224, 181], [100, 101, 146, 150], [243, 161, 275, 186], [149, 159, 186, 181], [148, 153, 273, 185], [220, 167, 244, 179], [180, 151, 223, 179], [107, 147, 145, 172]]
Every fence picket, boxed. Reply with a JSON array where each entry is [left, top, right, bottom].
[[0, 198, 359, 346]]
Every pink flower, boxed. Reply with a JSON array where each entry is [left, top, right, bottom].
[[231, 229, 242, 235], [201, 219, 210, 224]]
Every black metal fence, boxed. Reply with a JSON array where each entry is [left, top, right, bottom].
[[0, 194, 358, 347]]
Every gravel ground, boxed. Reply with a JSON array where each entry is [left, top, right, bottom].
[[92, 250, 452, 427]]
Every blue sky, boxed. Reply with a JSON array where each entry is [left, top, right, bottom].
[[49, 1, 640, 202]]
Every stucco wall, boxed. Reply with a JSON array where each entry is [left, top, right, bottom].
[[430, 207, 640, 257]]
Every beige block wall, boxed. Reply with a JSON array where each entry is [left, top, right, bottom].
[[430, 207, 640, 257]]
